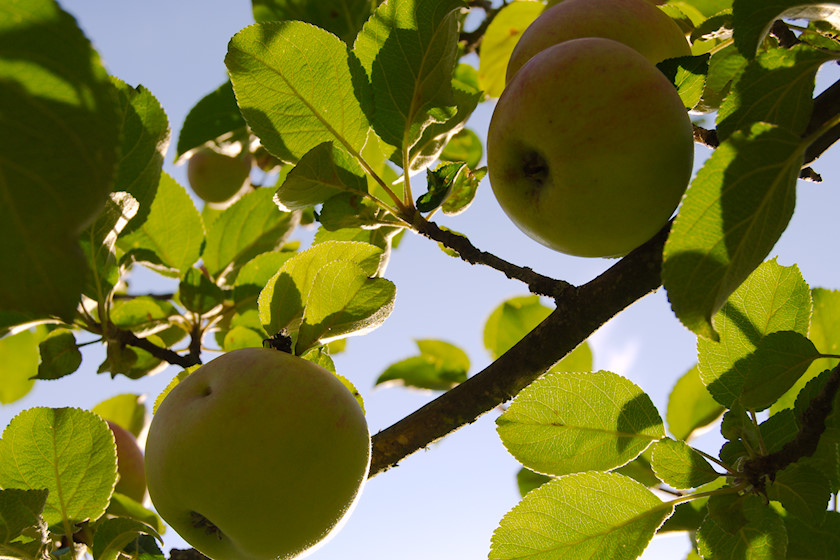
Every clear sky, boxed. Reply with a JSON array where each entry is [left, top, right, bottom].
[[3, 2, 839, 559]]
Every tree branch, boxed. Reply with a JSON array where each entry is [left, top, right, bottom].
[[115, 327, 201, 369], [369, 223, 669, 475]]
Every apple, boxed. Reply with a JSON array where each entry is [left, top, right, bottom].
[[144, 347, 370, 560], [107, 420, 147, 504], [487, 37, 694, 258], [186, 147, 251, 203], [506, 0, 690, 84]]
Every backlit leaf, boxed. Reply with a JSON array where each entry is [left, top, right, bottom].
[[666, 364, 725, 441], [252, 0, 375, 44], [732, 0, 840, 58], [697, 494, 787, 559], [740, 331, 820, 410], [376, 339, 469, 390], [649, 438, 720, 489], [176, 81, 246, 159]]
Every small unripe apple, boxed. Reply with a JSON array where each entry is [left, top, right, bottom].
[[506, 0, 690, 84], [107, 420, 147, 504], [145, 347, 370, 560], [186, 147, 251, 203], [488, 37, 694, 258]]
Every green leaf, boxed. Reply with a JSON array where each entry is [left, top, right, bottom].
[[477, 0, 545, 98], [0, 408, 117, 530], [252, 0, 375, 44], [697, 494, 787, 559], [717, 44, 834, 142], [649, 438, 720, 489], [614, 452, 661, 487], [273, 142, 368, 211], [178, 268, 224, 315], [697, 260, 812, 408], [105, 493, 164, 534], [439, 127, 483, 168], [92, 517, 161, 560], [441, 165, 485, 216], [740, 331, 820, 410], [489, 472, 672, 560], [775, 288, 840, 412], [483, 295, 550, 360], [35, 329, 82, 381], [417, 162, 465, 213], [732, 0, 840, 58], [720, 409, 798, 466], [91, 394, 147, 438], [515, 467, 551, 497], [767, 463, 830, 526], [258, 241, 384, 336], [0, 328, 45, 405], [663, 123, 805, 340], [226, 20, 371, 163], [296, 260, 396, 353], [496, 371, 665, 476], [0, 488, 49, 560], [666, 364, 725, 441], [696, 43, 747, 113], [353, 0, 465, 166], [118, 172, 204, 276], [785, 510, 840, 559], [0, 0, 121, 320], [109, 296, 179, 336], [376, 339, 469, 390], [202, 188, 300, 278], [112, 79, 169, 234], [223, 326, 266, 351], [657, 54, 710, 110], [176, 81, 246, 159]]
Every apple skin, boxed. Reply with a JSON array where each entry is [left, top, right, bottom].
[[144, 348, 370, 560], [107, 420, 147, 504], [186, 147, 251, 203], [487, 37, 694, 258], [506, 0, 690, 84]]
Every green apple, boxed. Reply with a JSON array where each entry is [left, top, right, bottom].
[[506, 0, 690, 84], [487, 37, 694, 258], [186, 147, 251, 203], [107, 420, 147, 504], [144, 347, 370, 560]]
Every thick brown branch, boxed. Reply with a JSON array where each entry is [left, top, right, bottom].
[[116, 328, 201, 369], [369, 224, 669, 476], [743, 362, 840, 488], [415, 218, 573, 299]]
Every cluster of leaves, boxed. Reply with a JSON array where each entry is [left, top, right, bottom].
[[2, 0, 840, 559]]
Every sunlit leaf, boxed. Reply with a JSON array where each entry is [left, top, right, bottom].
[[376, 339, 469, 390], [649, 438, 720, 489], [176, 81, 245, 159], [252, 0, 375, 44], [666, 364, 725, 441]]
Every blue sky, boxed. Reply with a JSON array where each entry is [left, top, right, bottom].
[[3, 2, 840, 559]]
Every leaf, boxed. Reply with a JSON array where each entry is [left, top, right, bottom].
[[649, 438, 720, 489], [697, 494, 787, 559], [416, 161, 465, 212], [0, 488, 49, 560], [489, 472, 672, 560], [697, 43, 747, 113], [176, 81, 246, 159], [0, 408, 117, 530], [720, 409, 798, 466], [441, 165, 485, 216], [376, 339, 469, 390], [35, 329, 82, 381], [226, 21, 371, 163], [202, 188, 300, 278], [657, 54, 710, 110], [496, 371, 665, 476], [91, 394, 147, 438], [696, 259, 812, 408], [0, 0, 121, 320], [515, 467, 550, 497], [732, 0, 840, 58], [663, 123, 805, 340], [118, 172, 204, 276], [105, 493, 164, 534], [296, 260, 396, 353], [258, 241, 384, 336], [353, 0, 465, 165], [477, 0, 545, 98], [252, 0, 375, 45], [766, 463, 830, 526], [109, 296, 179, 337], [273, 142, 368, 211], [178, 268, 224, 315], [785, 510, 840, 559], [666, 364, 725, 441], [740, 331, 820, 410], [0, 328, 45, 405], [716, 44, 834, 142], [439, 127, 483, 168], [92, 517, 161, 560], [112, 79, 169, 234]]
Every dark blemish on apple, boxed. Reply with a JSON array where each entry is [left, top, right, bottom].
[[200, 384, 212, 397], [191, 511, 224, 540], [521, 150, 549, 187]]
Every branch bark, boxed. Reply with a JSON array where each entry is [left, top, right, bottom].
[[369, 223, 669, 475]]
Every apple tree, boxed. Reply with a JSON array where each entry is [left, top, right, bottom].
[[1, 0, 840, 559]]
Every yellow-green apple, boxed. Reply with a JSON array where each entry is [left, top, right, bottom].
[[144, 347, 370, 560], [186, 147, 251, 203], [506, 0, 690, 84], [487, 37, 694, 258], [107, 420, 147, 504]]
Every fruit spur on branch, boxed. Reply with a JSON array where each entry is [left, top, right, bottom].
[[487, 0, 695, 258]]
